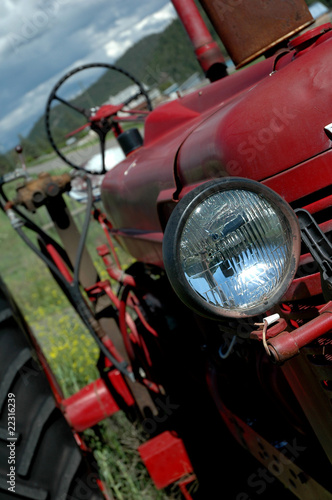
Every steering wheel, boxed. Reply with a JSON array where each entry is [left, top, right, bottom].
[[45, 63, 152, 175]]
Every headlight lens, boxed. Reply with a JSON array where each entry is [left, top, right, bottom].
[[163, 178, 300, 319]]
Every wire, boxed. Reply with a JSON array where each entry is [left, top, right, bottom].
[[0, 181, 71, 262], [1, 174, 135, 379], [219, 336, 236, 359], [262, 321, 271, 356], [16, 224, 71, 289], [10, 211, 135, 382], [73, 174, 94, 286], [255, 314, 280, 356]]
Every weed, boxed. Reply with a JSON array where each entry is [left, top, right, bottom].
[[0, 201, 175, 499]]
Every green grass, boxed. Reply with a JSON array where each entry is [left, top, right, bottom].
[[27, 120, 144, 168], [0, 195, 180, 499]]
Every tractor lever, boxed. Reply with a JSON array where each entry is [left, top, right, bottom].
[[0, 169, 29, 186], [0, 146, 30, 191], [12, 172, 72, 212]]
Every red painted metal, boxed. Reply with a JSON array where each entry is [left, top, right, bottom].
[[178, 475, 196, 500], [67, 104, 126, 138], [95, 209, 122, 269], [7, 3, 332, 498], [46, 243, 73, 283], [171, 0, 226, 79], [96, 479, 113, 500], [262, 149, 332, 204], [86, 277, 160, 391], [176, 32, 332, 190], [289, 23, 332, 53], [90, 280, 141, 346], [62, 378, 121, 431], [282, 273, 322, 302], [101, 336, 127, 369], [3, 4, 332, 498], [138, 431, 194, 489], [207, 372, 332, 498], [280, 218, 332, 302], [90, 104, 124, 121], [129, 293, 158, 338], [118, 286, 155, 368], [62, 371, 135, 432], [268, 302, 332, 363], [66, 122, 90, 138], [101, 28, 332, 268], [101, 56, 276, 263], [302, 194, 332, 215], [107, 368, 135, 407], [97, 244, 136, 287], [250, 318, 288, 341], [87, 279, 159, 385], [73, 432, 89, 451]]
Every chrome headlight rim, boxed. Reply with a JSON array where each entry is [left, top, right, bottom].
[[163, 177, 301, 320]]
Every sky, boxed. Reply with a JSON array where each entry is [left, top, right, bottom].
[[0, 0, 177, 152]]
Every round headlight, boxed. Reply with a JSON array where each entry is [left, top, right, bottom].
[[163, 178, 300, 319]]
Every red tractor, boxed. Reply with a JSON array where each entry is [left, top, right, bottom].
[[1, 0, 332, 498]]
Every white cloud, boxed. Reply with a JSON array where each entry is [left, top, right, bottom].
[[0, 73, 62, 143], [105, 39, 132, 59], [105, 3, 176, 59], [135, 3, 176, 32], [0, 0, 174, 148]]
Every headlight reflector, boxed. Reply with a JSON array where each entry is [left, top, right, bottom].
[[163, 178, 300, 319]]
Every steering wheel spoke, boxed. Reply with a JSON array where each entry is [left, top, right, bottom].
[[45, 63, 152, 175], [113, 115, 146, 124], [53, 93, 90, 118], [66, 122, 91, 138]]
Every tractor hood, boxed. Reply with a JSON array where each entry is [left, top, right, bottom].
[[101, 25, 332, 266], [176, 26, 332, 190]]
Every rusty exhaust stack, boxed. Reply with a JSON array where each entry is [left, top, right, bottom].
[[197, 0, 314, 68]]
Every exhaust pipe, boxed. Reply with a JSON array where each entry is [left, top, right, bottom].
[[171, 0, 228, 82], [197, 0, 314, 68]]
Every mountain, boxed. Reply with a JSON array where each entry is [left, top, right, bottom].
[[0, 0, 320, 171], [20, 18, 208, 163]]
